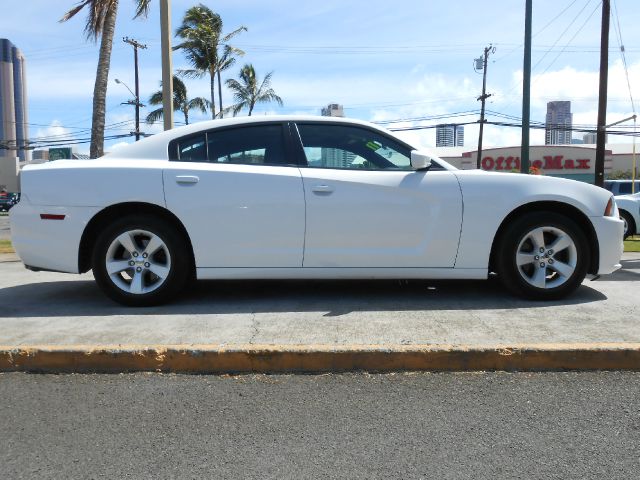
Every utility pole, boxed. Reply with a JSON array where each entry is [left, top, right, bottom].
[[475, 45, 495, 169], [160, 0, 174, 131], [595, 0, 610, 188], [123, 37, 147, 141], [521, 0, 533, 174]]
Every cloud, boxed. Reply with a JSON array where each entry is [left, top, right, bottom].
[[34, 120, 76, 143]]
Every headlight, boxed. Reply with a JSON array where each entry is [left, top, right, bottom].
[[604, 197, 615, 217]]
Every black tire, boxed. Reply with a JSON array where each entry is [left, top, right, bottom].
[[496, 212, 590, 300], [92, 215, 191, 306], [620, 210, 635, 239]]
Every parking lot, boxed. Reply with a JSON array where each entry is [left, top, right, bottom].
[[1, 213, 639, 372], [1, 252, 638, 347]]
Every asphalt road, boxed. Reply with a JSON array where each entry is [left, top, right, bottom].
[[1, 372, 639, 479]]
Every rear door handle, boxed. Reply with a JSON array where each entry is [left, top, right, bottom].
[[311, 184, 334, 194], [176, 175, 199, 184]]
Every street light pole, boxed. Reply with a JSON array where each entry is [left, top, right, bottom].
[[521, 0, 533, 174], [475, 45, 494, 169], [160, 0, 174, 131], [115, 78, 145, 140], [123, 37, 147, 141], [595, 0, 610, 188]]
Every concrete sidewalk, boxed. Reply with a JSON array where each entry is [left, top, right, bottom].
[[1, 253, 639, 373]]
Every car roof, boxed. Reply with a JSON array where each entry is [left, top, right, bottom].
[[105, 115, 408, 160]]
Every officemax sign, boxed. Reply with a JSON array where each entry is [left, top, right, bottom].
[[481, 155, 590, 171], [459, 146, 612, 174]]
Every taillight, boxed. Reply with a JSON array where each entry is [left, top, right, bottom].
[[40, 214, 65, 220]]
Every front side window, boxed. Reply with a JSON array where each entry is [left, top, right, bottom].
[[172, 124, 289, 165], [296, 123, 412, 170]]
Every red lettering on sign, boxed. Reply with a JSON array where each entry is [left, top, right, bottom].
[[514, 157, 520, 170], [496, 156, 505, 170], [505, 156, 514, 169], [532, 159, 543, 169], [564, 159, 575, 169], [576, 159, 589, 169], [482, 157, 494, 170], [543, 155, 564, 170]]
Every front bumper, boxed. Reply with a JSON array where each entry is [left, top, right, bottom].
[[590, 215, 624, 275]]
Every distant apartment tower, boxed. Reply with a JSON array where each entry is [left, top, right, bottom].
[[321, 103, 344, 117], [0, 38, 28, 162], [583, 132, 607, 144], [545, 101, 572, 145], [436, 124, 464, 147]]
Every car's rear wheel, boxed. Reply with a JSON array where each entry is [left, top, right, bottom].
[[620, 210, 635, 239], [496, 212, 589, 300], [92, 215, 190, 306]]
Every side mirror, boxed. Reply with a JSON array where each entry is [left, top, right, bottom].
[[410, 151, 432, 171]]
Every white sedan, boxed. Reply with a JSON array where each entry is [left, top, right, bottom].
[[10, 116, 623, 306], [614, 192, 640, 238]]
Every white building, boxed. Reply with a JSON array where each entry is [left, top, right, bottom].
[[436, 125, 464, 147], [432, 144, 640, 184]]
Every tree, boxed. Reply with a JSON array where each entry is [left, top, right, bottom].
[[226, 64, 283, 116], [174, 4, 246, 119], [61, 0, 152, 158], [146, 75, 210, 125]]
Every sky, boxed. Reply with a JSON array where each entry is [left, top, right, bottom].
[[2, 0, 640, 154]]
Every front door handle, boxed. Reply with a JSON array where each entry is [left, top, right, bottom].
[[176, 175, 199, 184], [311, 184, 334, 194]]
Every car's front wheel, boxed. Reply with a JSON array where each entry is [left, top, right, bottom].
[[496, 212, 589, 300], [92, 215, 190, 306]]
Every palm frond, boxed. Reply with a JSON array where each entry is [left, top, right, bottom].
[[187, 97, 211, 114], [221, 25, 247, 42], [60, 0, 117, 40], [145, 108, 164, 125], [177, 68, 205, 79], [148, 90, 163, 106], [134, 0, 151, 18]]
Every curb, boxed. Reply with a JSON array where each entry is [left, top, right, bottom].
[[2, 343, 640, 373]]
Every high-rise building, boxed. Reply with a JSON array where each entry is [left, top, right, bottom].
[[1, 38, 28, 162], [436, 124, 464, 147], [321, 103, 344, 117], [545, 101, 572, 145], [583, 132, 607, 144], [0, 38, 28, 191]]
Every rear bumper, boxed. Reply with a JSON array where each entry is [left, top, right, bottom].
[[10, 196, 100, 274], [591, 215, 624, 275]]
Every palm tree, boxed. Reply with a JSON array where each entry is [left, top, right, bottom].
[[174, 4, 246, 119], [215, 43, 245, 118], [226, 64, 283, 116], [146, 75, 210, 125], [61, 0, 151, 158]]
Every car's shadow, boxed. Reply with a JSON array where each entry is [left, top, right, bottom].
[[0, 273, 610, 318]]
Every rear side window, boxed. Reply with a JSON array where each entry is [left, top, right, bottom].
[[177, 134, 207, 162], [171, 124, 289, 165], [208, 125, 287, 165]]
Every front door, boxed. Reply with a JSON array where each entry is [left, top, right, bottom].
[[295, 122, 463, 268]]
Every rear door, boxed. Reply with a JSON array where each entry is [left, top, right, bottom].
[[163, 123, 305, 268]]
